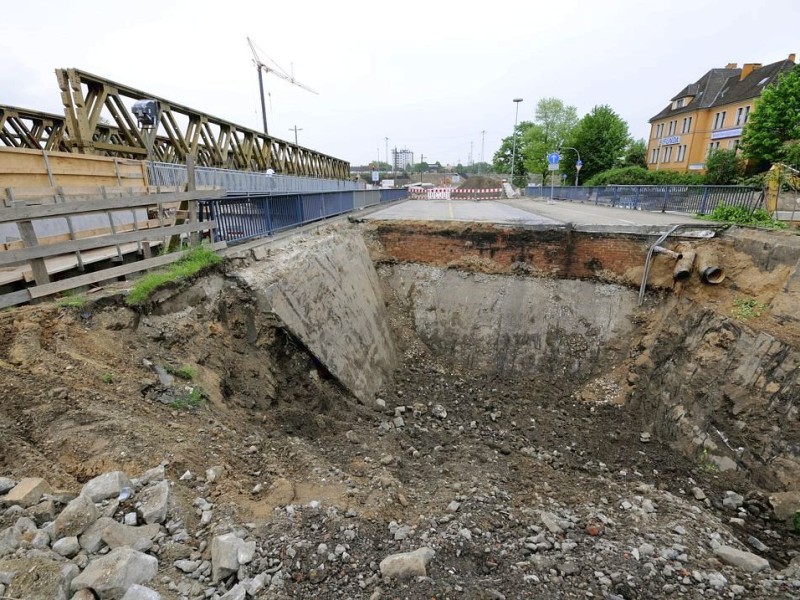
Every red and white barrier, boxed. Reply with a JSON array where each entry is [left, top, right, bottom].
[[450, 188, 502, 200]]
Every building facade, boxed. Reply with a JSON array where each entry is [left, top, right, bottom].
[[647, 54, 796, 172]]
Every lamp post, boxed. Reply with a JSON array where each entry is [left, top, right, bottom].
[[560, 146, 582, 186], [510, 98, 523, 187]]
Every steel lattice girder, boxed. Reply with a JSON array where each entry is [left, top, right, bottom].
[[0, 105, 69, 151], [56, 69, 350, 179]]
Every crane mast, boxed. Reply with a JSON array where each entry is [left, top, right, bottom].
[[247, 37, 318, 137]]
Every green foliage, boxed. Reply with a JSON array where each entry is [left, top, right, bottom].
[[732, 297, 767, 320], [704, 149, 745, 184], [493, 120, 534, 187], [165, 365, 196, 380], [522, 98, 580, 184], [742, 64, 800, 165], [126, 244, 221, 306], [57, 293, 88, 309], [170, 386, 206, 410], [102, 372, 114, 384], [698, 203, 787, 229], [622, 139, 648, 168], [584, 166, 705, 186], [562, 105, 631, 183]]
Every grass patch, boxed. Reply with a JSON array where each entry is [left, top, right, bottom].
[[101, 372, 114, 384], [170, 386, 206, 410], [698, 204, 787, 229], [732, 297, 767, 320], [126, 244, 221, 306], [57, 292, 88, 309], [165, 365, 196, 380]]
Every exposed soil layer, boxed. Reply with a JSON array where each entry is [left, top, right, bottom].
[[1, 225, 799, 599]]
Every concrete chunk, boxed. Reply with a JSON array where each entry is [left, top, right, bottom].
[[211, 533, 254, 582], [0, 477, 17, 495], [71, 547, 158, 599], [101, 521, 160, 552], [52, 536, 81, 558], [53, 494, 99, 540], [79, 517, 116, 553], [2, 477, 51, 507], [137, 481, 170, 525], [121, 583, 162, 600], [82, 471, 133, 503], [379, 547, 435, 579], [0, 527, 21, 557], [714, 545, 770, 572]]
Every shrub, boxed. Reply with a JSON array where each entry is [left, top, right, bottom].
[[698, 203, 787, 229], [584, 166, 705, 186]]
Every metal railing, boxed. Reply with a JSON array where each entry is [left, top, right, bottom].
[[200, 188, 406, 244], [147, 162, 364, 195], [525, 185, 762, 214]]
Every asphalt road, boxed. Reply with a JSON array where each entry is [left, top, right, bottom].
[[365, 198, 706, 227], [363, 199, 560, 225]]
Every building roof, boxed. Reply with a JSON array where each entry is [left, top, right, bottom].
[[650, 58, 796, 122]]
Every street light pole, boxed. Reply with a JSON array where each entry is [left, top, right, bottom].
[[560, 146, 582, 186], [289, 125, 303, 145], [510, 98, 523, 187]]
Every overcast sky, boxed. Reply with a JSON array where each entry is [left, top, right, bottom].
[[1, 0, 797, 168]]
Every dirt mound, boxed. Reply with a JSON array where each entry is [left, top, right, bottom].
[[458, 174, 503, 189]]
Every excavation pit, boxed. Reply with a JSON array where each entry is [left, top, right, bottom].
[[0, 220, 799, 599]]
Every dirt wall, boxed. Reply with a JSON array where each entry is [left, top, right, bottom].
[[383, 263, 637, 379]]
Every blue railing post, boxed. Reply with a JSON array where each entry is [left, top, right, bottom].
[[699, 187, 710, 215]]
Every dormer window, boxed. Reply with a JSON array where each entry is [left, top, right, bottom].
[[675, 98, 684, 108]]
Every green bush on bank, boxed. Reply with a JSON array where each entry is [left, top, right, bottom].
[[584, 166, 706, 186], [698, 204, 787, 229]]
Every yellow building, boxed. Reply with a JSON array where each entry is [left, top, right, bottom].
[[647, 54, 796, 172]]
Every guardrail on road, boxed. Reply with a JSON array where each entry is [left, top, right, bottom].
[[526, 185, 762, 214]]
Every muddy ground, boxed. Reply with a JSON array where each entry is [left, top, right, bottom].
[[1, 249, 799, 598]]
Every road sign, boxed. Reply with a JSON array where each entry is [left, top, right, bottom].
[[547, 152, 560, 165], [576, 160, 583, 171]]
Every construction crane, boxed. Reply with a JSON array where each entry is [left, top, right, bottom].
[[247, 37, 318, 136]]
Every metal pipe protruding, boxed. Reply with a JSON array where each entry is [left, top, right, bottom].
[[673, 250, 696, 281], [652, 246, 683, 260], [696, 249, 725, 284]]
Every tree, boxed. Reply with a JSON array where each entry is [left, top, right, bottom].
[[622, 139, 648, 168], [408, 162, 430, 173], [704, 149, 744, 184], [493, 121, 534, 187], [521, 98, 579, 184], [562, 105, 630, 184], [741, 64, 800, 166]]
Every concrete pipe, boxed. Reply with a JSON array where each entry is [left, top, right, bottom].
[[696, 250, 725, 284], [673, 250, 696, 281], [652, 246, 683, 260]]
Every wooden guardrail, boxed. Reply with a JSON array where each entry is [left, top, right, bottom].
[[0, 187, 223, 309]]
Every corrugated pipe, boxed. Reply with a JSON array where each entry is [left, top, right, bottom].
[[696, 249, 725, 284], [652, 246, 683, 260], [673, 250, 696, 281]]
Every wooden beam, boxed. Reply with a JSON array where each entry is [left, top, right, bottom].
[[0, 220, 217, 266], [27, 241, 227, 299], [0, 189, 221, 222], [0, 289, 32, 310]]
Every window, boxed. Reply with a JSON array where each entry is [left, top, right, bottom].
[[668, 120, 677, 135], [663, 146, 673, 162], [650, 147, 659, 163], [708, 141, 721, 155], [655, 123, 664, 138], [729, 139, 740, 152], [677, 145, 687, 162], [735, 106, 751, 126], [675, 98, 684, 108], [713, 111, 726, 129], [682, 116, 692, 133]]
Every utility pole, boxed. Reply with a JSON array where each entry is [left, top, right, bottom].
[[470, 141, 474, 166], [385, 137, 389, 171], [289, 125, 303, 145], [480, 130, 486, 174]]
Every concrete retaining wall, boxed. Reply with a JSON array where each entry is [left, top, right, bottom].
[[384, 264, 637, 378], [234, 227, 397, 403]]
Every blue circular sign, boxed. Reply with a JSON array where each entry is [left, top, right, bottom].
[[547, 152, 560, 165], [576, 160, 583, 167]]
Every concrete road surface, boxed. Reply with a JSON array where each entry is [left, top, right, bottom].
[[365, 197, 707, 228], [363, 199, 560, 225]]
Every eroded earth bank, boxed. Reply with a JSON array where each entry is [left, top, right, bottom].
[[0, 221, 799, 600]]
